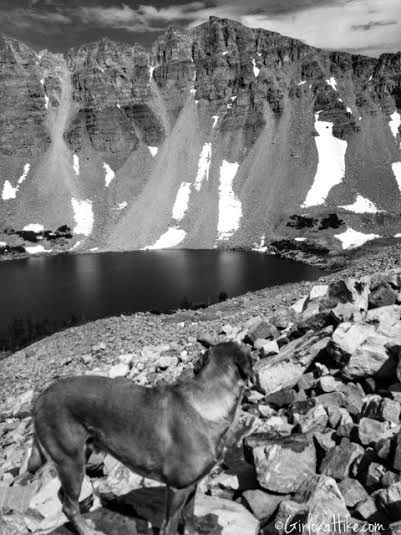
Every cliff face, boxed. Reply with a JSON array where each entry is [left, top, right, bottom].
[[0, 17, 400, 258]]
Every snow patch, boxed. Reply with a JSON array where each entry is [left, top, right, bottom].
[[257, 52, 262, 57], [326, 76, 337, 91], [117, 201, 127, 210], [172, 182, 192, 221], [294, 237, 307, 242], [252, 235, 267, 253], [302, 113, 347, 207], [334, 227, 380, 250], [389, 111, 400, 141], [40, 78, 44, 86], [18, 164, 30, 184], [190, 88, 196, 95], [144, 227, 186, 250], [44, 95, 49, 109], [0, 241, 6, 247], [148, 146, 158, 157], [194, 142, 212, 191], [25, 245, 51, 255], [2, 181, 18, 200], [71, 198, 94, 236], [392, 162, 401, 193], [369, 75, 373, 81], [222, 51, 228, 56], [340, 195, 381, 214], [212, 115, 219, 128], [2, 164, 30, 200], [346, 107, 352, 114], [298, 81, 306, 86], [252, 58, 260, 78], [90, 247, 99, 252], [116, 103, 121, 109], [23, 224, 44, 232], [217, 160, 242, 241], [70, 240, 82, 251], [73, 154, 80, 176], [103, 162, 115, 187], [149, 64, 156, 81]]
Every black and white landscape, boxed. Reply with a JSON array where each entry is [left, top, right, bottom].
[[1, 1, 401, 534]]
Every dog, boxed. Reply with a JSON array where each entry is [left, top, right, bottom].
[[27, 341, 252, 535]]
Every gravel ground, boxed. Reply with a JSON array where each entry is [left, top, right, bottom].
[[1, 243, 401, 404]]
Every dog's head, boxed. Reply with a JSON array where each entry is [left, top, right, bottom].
[[203, 341, 253, 384]]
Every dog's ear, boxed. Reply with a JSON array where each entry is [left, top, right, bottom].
[[234, 345, 253, 382], [193, 348, 211, 375]]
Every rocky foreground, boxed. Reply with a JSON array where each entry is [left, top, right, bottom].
[[2, 265, 401, 533]]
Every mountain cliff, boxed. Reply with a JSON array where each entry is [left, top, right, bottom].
[[0, 17, 400, 261]]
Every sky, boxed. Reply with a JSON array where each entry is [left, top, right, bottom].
[[0, 0, 400, 57]]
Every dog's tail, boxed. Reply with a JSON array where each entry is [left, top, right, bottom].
[[27, 434, 47, 474]]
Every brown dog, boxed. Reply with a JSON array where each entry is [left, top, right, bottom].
[[28, 341, 252, 535]]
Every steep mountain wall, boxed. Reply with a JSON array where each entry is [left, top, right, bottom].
[[0, 17, 400, 259]]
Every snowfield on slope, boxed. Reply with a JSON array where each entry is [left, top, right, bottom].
[[217, 160, 242, 241], [143, 227, 186, 250], [23, 224, 44, 232], [339, 195, 381, 214], [2, 164, 30, 200], [71, 198, 94, 236], [334, 227, 380, 249], [73, 154, 80, 176], [172, 182, 192, 221], [103, 163, 115, 187], [302, 113, 347, 208], [389, 110, 400, 143], [195, 143, 212, 191], [25, 244, 51, 255], [392, 162, 401, 193]]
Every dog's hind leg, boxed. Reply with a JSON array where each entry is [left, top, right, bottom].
[[181, 485, 197, 534], [57, 454, 105, 535], [160, 485, 195, 535]]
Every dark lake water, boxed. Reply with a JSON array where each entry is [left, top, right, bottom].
[[0, 250, 323, 351]]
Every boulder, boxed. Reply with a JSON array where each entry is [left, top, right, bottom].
[[369, 284, 398, 309], [366, 305, 401, 338], [255, 329, 332, 395], [93, 459, 156, 499], [0, 390, 34, 422], [358, 418, 391, 446], [337, 477, 369, 508], [375, 480, 401, 519], [109, 363, 130, 378], [252, 434, 316, 493], [254, 339, 280, 357], [320, 439, 364, 481], [293, 475, 349, 532], [246, 321, 280, 343], [390, 521, 401, 535], [241, 489, 285, 522], [320, 277, 370, 313], [392, 434, 401, 472], [194, 494, 259, 535], [24, 465, 95, 533], [296, 405, 328, 434]]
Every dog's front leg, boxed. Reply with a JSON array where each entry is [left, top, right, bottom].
[[160, 485, 195, 535]]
